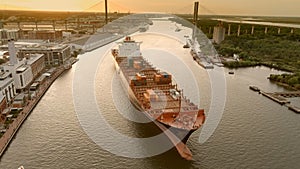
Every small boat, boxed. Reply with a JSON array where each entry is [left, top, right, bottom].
[[228, 71, 234, 75], [183, 43, 190, 48], [249, 85, 260, 92]]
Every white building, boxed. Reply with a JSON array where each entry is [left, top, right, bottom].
[[0, 71, 16, 103], [26, 54, 45, 79], [2, 61, 33, 93], [0, 39, 35, 92], [117, 36, 141, 57]]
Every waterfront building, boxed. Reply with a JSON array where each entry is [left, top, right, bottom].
[[0, 93, 6, 111], [3, 62, 33, 93], [0, 29, 20, 45], [0, 93, 8, 124], [0, 71, 16, 104], [7, 30, 19, 42], [26, 54, 45, 79], [27, 30, 63, 42], [1, 40, 33, 93], [1, 40, 45, 93], [0, 51, 9, 63], [2, 55, 45, 93], [0, 29, 8, 45], [18, 43, 71, 67]]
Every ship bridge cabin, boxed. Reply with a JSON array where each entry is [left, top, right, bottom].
[[117, 36, 142, 58]]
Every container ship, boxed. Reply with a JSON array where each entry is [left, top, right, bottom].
[[111, 36, 205, 160]]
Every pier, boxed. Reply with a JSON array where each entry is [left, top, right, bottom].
[[260, 92, 291, 105], [274, 91, 300, 98], [287, 105, 300, 114], [249, 85, 300, 114]]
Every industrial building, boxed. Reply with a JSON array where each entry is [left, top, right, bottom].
[[18, 43, 71, 67], [0, 71, 15, 104], [0, 40, 45, 93], [0, 29, 20, 45], [26, 30, 63, 42]]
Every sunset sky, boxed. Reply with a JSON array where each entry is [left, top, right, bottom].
[[0, 0, 299, 16]]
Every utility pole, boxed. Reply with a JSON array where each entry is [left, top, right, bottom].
[[192, 1, 199, 39], [105, 0, 108, 24], [193, 1, 199, 27]]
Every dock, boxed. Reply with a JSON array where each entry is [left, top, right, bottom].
[[197, 61, 214, 69], [260, 91, 291, 105], [192, 55, 214, 69], [287, 105, 300, 114], [274, 91, 300, 98], [249, 85, 300, 114]]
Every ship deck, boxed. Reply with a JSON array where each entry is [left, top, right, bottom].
[[115, 55, 204, 131]]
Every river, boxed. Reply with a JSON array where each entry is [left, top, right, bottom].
[[0, 21, 299, 169]]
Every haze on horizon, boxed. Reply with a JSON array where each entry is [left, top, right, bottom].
[[0, 0, 299, 17]]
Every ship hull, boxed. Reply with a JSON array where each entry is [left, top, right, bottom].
[[113, 58, 195, 144], [162, 122, 196, 144]]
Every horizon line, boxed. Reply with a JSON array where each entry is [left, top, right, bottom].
[[0, 9, 300, 18]]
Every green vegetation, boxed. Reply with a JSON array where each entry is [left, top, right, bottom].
[[269, 73, 300, 90], [215, 33, 300, 71], [222, 60, 259, 68], [0, 59, 6, 65], [175, 15, 300, 89], [216, 33, 300, 89]]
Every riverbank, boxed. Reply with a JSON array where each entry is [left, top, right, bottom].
[[0, 66, 68, 157], [222, 60, 295, 72], [216, 34, 300, 70], [222, 61, 300, 90], [268, 73, 300, 90], [215, 31, 300, 90]]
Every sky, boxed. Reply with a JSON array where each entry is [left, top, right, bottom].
[[0, 0, 299, 16]]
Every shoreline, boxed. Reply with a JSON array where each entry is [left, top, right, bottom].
[[0, 66, 67, 157], [222, 61, 294, 73], [223, 62, 300, 91], [269, 81, 299, 91]]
